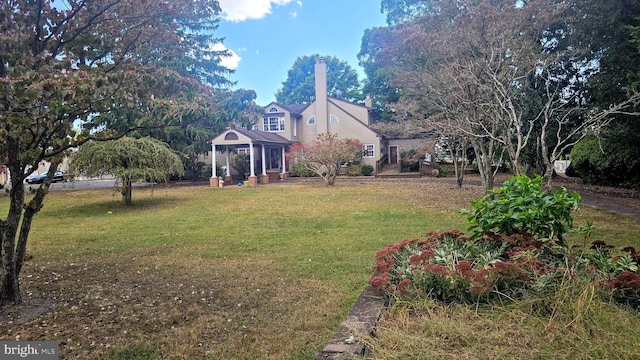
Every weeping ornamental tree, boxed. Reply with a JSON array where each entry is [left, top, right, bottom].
[[286, 133, 362, 186], [69, 137, 185, 205]]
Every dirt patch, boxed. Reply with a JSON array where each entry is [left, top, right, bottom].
[[1, 297, 55, 327]]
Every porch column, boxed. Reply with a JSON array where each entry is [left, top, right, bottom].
[[224, 146, 232, 186], [260, 145, 269, 184], [248, 143, 258, 187], [210, 143, 219, 187], [280, 146, 287, 180]]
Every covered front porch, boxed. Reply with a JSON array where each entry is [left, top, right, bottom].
[[210, 128, 294, 187]]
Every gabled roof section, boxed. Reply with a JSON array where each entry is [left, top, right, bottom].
[[279, 103, 310, 116], [211, 128, 295, 147], [232, 128, 295, 145], [263, 102, 310, 117]]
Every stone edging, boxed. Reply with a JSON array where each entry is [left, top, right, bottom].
[[316, 284, 385, 359]]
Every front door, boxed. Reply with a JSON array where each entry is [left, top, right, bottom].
[[389, 146, 398, 164]]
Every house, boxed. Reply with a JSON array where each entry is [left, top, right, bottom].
[[209, 58, 432, 187]]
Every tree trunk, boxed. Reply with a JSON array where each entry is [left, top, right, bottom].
[[449, 139, 468, 189], [122, 177, 133, 205], [1, 166, 26, 305], [1, 163, 59, 305], [473, 142, 495, 193]]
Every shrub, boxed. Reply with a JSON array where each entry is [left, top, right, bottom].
[[400, 149, 421, 172], [231, 153, 251, 180], [462, 175, 581, 246], [361, 164, 374, 176], [347, 165, 362, 176], [370, 231, 557, 304], [288, 163, 317, 177], [371, 230, 640, 307], [569, 129, 640, 189]]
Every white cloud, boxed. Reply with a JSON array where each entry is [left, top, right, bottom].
[[290, 11, 297, 18], [218, 0, 297, 22], [210, 43, 242, 70]]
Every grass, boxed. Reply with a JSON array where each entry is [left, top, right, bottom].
[[1, 177, 640, 359]]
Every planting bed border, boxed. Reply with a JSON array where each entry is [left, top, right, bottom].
[[316, 282, 384, 359]]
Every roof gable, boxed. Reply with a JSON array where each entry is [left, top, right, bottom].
[[263, 102, 310, 117], [211, 128, 294, 146]]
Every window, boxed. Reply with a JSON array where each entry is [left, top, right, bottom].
[[330, 114, 339, 124], [268, 107, 279, 113], [237, 147, 251, 155], [263, 117, 285, 132], [307, 116, 316, 125], [363, 144, 375, 158]]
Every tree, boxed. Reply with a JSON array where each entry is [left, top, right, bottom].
[[69, 137, 184, 204], [286, 133, 362, 186], [380, 0, 433, 26], [0, 0, 228, 305], [275, 55, 364, 105], [133, 89, 263, 180], [376, 0, 640, 191], [358, 27, 400, 122], [379, 0, 563, 191]]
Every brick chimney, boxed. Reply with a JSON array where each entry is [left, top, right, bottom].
[[314, 58, 329, 133]]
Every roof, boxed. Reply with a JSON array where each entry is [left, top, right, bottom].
[[233, 128, 295, 144], [280, 103, 310, 116], [211, 128, 295, 146]]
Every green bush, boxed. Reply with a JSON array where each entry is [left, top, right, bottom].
[[347, 165, 362, 176], [361, 164, 374, 176], [568, 127, 640, 189], [288, 163, 317, 177], [400, 149, 421, 172], [437, 167, 449, 177], [462, 175, 581, 246], [231, 153, 251, 180], [371, 175, 640, 308]]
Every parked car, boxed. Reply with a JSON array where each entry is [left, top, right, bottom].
[[25, 171, 65, 184]]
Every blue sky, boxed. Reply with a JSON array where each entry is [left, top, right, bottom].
[[216, 0, 387, 105]]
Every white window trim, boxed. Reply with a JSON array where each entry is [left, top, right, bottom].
[[263, 116, 285, 132], [268, 107, 279, 113], [330, 114, 339, 124], [307, 116, 316, 125], [363, 144, 375, 158]]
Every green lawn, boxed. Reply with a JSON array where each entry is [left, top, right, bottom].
[[2, 178, 639, 359]]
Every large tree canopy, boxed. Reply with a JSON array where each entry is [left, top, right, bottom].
[[275, 54, 364, 105], [358, 27, 399, 122], [0, 0, 231, 305], [367, 0, 640, 191]]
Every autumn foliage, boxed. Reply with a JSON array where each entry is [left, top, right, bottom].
[[371, 177, 640, 308], [286, 133, 362, 185]]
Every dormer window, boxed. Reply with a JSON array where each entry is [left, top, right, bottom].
[[268, 107, 279, 113], [307, 116, 316, 125], [263, 116, 285, 132]]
